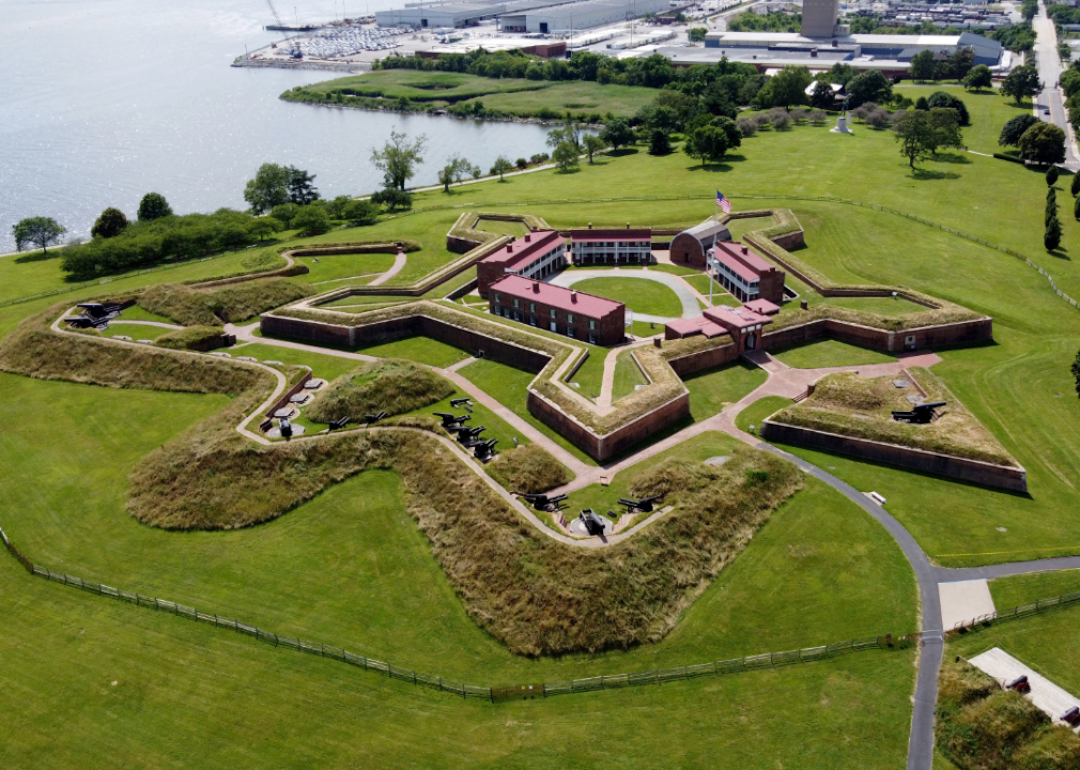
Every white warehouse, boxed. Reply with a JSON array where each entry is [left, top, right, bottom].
[[502, 0, 673, 33]]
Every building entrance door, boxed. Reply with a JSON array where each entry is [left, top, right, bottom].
[[746, 332, 756, 350]]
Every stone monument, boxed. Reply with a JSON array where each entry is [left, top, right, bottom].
[[831, 95, 854, 134]]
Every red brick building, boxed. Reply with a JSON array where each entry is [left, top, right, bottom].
[[665, 304, 772, 353], [709, 241, 786, 304], [476, 229, 567, 298], [570, 224, 652, 266], [670, 220, 731, 267], [489, 274, 626, 346]]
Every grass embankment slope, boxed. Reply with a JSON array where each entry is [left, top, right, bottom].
[[282, 69, 658, 121], [306, 359, 454, 423]]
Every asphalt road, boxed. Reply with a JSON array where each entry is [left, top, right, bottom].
[[1034, 1, 1080, 168]]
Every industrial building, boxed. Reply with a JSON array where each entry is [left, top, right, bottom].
[[802, 0, 841, 37], [376, 0, 562, 29], [489, 274, 627, 345], [477, 230, 567, 297], [501, 0, 672, 34]]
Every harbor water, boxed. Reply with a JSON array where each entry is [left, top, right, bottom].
[[0, 0, 552, 250]]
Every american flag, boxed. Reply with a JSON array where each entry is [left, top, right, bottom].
[[716, 191, 732, 214]]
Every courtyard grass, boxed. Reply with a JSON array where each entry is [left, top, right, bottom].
[[0, 539, 916, 770], [771, 339, 898, 369], [228, 341, 364, 381], [990, 569, 1080, 611], [571, 275, 685, 318], [293, 251, 397, 285], [612, 348, 647, 401], [683, 360, 768, 421], [736, 396, 794, 435], [354, 334, 472, 369]]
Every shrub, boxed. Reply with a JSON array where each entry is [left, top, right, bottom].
[[1047, 166, 1060, 186], [342, 199, 379, 226], [752, 113, 771, 130], [736, 116, 757, 136], [808, 108, 827, 125], [306, 359, 455, 423], [866, 108, 891, 129], [768, 110, 791, 130], [486, 444, 572, 494], [1047, 215, 1063, 251], [291, 205, 332, 235], [1073, 173, 1080, 197], [789, 107, 809, 124], [270, 202, 300, 227], [370, 187, 413, 212], [91, 207, 129, 239], [927, 90, 970, 125]]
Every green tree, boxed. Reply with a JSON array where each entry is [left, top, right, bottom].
[[909, 50, 938, 81], [683, 124, 730, 166], [437, 155, 480, 192], [764, 66, 811, 109], [248, 217, 282, 241], [342, 199, 379, 225], [243, 163, 290, 214], [137, 192, 173, 221], [915, 96, 930, 111], [599, 118, 635, 151], [91, 207, 128, 239], [12, 216, 66, 253], [291, 205, 332, 235], [998, 114, 1040, 147], [1047, 166, 1061, 186], [648, 129, 672, 156], [370, 188, 412, 212], [810, 80, 836, 109], [1047, 188, 1059, 226], [846, 70, 893, 108], [546, 121, 582, 151], [552, 141, 580, 172], [929, 107, 963, 153], [270, 202, 299, 227], [894, 109, 935, 169], [1046, 214, 1062, 251], [963, 64, 993, 91], [1074, 195, 1080, 220], [285, 166, 319, 205], [927, 91, 970, 125], [370, 131, 427, 191], [1073, 172, 1080, 197], [688, 27, 707, 42], [582, 134, 606, 164], [1018, 122, 1066, 165], [1001, 65, 1043, 104], [490, 155, 514, 180]]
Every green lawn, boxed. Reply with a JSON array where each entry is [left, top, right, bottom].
[[103, 324, 173, 341], [475, 217, 531, 237], [117, 306, 176, 324], [572, 276, 685, 318], [736, 396, 794, 435], [294, 251, 397, 285], [683, 361, 769, 421], [772, 339, 898, 369], [990, 569, 1080, 611], [612, 348, 647, 401], [354, 335, 472, 369], [229, 342, 364, 381], [814, 294, 928, 318]]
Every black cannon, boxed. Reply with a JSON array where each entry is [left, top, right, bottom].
[[891, 401, 947, 424], [77, 302, 126, 320], [279, 418, 293, 439], [328, 416, 351, 431], [457, 426, 485, 443], [578, 509, 607, 537], [450, 398, 472, 408], [521, 493, 568, 512], [434, 412, 470, 428], [472, 438, 498, 460], [363, 411, 389, 424], [1062, 706, 1079, 724], [1006, 675, 1030, 693], [64, 316, 109, 330], [618, 495, 663, 514]]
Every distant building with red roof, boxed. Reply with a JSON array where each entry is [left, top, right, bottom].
[[570, 224, 652, 266], [489, 274, 626, 346], [477, 230, 567, 298], [709, 241, 786, 304], [665, 304, 772, 353]]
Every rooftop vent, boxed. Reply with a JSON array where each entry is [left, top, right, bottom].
[[525, 233, 532, 242], [571, 290, 578, 303], [532, 280, 540, 292]]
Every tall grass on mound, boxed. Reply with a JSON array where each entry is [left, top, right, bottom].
[[772, 368, 1018, 467], [138, 278, 312, 326], [486, 443, 572, 494], [0, 305, 269, 397], [937, 660, 1080, 770], [130, 428, 802, 654], [155, 325, 226, 350], [306, 359, 454, 423]]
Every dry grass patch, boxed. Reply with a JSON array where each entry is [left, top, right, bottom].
[[139, 278, 313, 326], [772, 367, 1018, 467], [485, 443, 572, 494], [937, 660, 1080, 770], [305, 359, 454, 423]]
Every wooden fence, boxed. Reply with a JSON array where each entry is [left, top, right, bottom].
[[949, 589, 1080, 634]]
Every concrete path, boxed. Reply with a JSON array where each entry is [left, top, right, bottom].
[[548, 268, 703, 320], [1034, 1, 1080, 170], [969, 647, 1080, 728], [938, 579, 996, 631], [368, 250, 407, 286], [108, 319, 183, 330]]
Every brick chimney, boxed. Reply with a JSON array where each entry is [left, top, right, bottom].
[[588, 222, 593, 229], [571, 290, 578, 303], [507, 244, 513, 253], [532, 280, 540, 292], [525, 233, 532, 242], [741, 244, 748, 254], [626, 222, 630, 229]]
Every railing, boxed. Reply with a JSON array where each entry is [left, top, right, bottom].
[[949, 589, 1080, 633], [2, 522, 915, 703]]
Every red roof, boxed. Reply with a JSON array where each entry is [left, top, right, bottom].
[[482, 230, 565, 270], [570, 228, 651, 243], [703, 305, 772, 331], [712, 250, 759, 282], [713, 241, 774, 276], [489, 274, 625, 318], [744, 298, 780, 315], [665, 316, 729, 339]]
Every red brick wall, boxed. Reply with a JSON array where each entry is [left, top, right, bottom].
[[669, 233, 707, 267], [490, 289, 625, 345], [761, 420, 1027, 493], [758, 270, 786, 304]]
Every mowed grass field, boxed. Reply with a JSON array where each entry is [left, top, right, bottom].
[[571, 276, 685, 317], [288, 69, 660, 119]]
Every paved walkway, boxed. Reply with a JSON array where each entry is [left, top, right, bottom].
[[938, 579, 996, 631], [368, 250, 407, 286], [108, 319, 183, 330], [548, 268, 703, 320], [969, 647, 1080, 729]]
